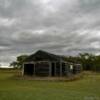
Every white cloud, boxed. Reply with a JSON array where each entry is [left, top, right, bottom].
[[0, 46, 9, 50], [90, 42, 100, 49], [0, 0, 11, 8], [0, 0, 100, 66], [0, 17, 16, 27]]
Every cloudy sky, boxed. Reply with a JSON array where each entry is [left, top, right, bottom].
[[0, 0, 100, 66]]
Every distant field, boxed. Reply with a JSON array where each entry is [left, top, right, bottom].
[[0, 70, 100, 100]]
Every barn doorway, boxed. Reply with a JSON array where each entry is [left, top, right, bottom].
[[51, 63, 55, 76], [24, 64, 34, 76]]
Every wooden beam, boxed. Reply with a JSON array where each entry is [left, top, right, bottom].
[[33, 63, 35, 76], [22, 63, 24, 76], [55, 62, 56, 76], [65, 63, 68, 76], [49, 62, 52, 77], [60, 62, 62, 77]]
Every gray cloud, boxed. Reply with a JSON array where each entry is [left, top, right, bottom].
[[0, 0, 100, 66]]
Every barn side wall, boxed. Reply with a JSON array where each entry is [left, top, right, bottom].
[[23, 61, 82, 77]]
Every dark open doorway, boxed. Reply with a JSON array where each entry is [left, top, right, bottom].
[[51, 63, 55, 76], [24, 64, 34, 76]]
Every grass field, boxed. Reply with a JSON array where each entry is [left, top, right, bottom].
[[0, 70, 100, 100]]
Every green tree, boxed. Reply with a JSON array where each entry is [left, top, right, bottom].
[[94, 55, 100, 72], [10, 61, 19, 69], [10, 55, 28, 69], [17, 55, 29, 68], [79, 53, 95, 71]]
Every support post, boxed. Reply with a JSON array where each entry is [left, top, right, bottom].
[[65, 63, 67, 76], [55, 62, 56, 76], [22, 63, 24, 76], [49, 62, 52, 77], [33, 63, 35, 76], [60, 62, 62, 77]]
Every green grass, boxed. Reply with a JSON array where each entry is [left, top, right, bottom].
[[0, 70, 100, 100]]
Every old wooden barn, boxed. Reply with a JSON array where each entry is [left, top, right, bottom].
[[22, 50, 82, 77]]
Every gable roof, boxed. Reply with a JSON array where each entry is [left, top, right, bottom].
[[25, 50, 65, 62]]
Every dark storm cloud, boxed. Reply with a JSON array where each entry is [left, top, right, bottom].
[[0, 0, 100, 65]]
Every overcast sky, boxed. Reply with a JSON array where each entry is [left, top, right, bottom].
[[0, 0, 100, 66]]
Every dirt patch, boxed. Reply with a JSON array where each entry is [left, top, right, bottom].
[[12, 73, 83, 82]]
